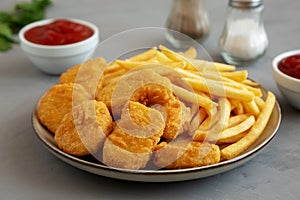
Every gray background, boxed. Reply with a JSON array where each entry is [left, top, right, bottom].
[[0, 0, 299, 199]]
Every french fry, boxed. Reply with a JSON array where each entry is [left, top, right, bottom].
[[242, 79, 260, 87], [217, 131, 248, 144], [242, 100, 260, 118], [128, 47, 157, 61], [156, 50, 173, 62], [254, 96, 265, 111], [171, 83, 217, 112], [220, 70, 248, 82], [179, 46, 197, 59], [189, 59, 236, 72], [217, 115, 255, 143], [221, 91, 276, 160], [185, 77, 254, 102], [104, 62, 122, 74], [194, 98, 231, 142], [228, 114, 251, 128], [103, 68, 127, 81], [205, 98, 231, 141]]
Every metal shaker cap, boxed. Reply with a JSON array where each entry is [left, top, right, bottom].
[[230, 0, 262, 8]]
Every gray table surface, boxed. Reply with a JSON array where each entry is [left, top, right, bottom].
[[1, 0, 300, 199]]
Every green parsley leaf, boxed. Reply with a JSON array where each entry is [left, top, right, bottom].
[[0, 0, 52, 52]]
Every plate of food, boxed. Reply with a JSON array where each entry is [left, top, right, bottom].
[[32, 28, 281, 182]]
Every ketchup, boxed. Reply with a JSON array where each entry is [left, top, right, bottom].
[[278, 54, 300, 79], [24, 19, 94, 45]]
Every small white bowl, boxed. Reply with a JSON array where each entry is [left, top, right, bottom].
[[272, 49, 300, 110], [19, 18, 99, 75]]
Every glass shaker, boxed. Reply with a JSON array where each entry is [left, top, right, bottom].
[[219, 0, 268, 65], [165, 0, 210, 48]]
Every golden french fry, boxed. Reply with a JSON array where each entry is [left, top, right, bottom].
[[189, 59, 236, 72], [156, 50, 173, 62], [198, 107, 208, 125], [159, 45, 184, 62], [195, 97, 231, 142], [185, 77, 254, 102], [228, 114, 251, 128], [160, 45, 237, 72], [179, 46, 197, 59], [128, 47, 157, 61], [205, 98, 231, 141], [242, 79, 260, 87], [116, 60, 154, 69], [217, 115, 255, 143], [217, 132, 248, 144], [242, 99, 260, 118], [171, 83, 217, 112], [220, 70, 248, 82], [103, 68, 127, 81], [104, 62, 122, 74], [198, 111, 219, 131], [221, 91, 276, 160], [244, 85, 263, 97], [233, 102, 245, 115], [188, 107, 208, 136], [254, 96, 265, 111]]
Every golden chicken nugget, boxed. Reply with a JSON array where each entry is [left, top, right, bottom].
[[59, 57, 107, 97], [154, 141, 220, 169], [100, 68, 191, 141], [54, 100, 113, 156], [95, 82, 116, 112], [38, 83, 91, 133], [102, 101, 165, 170]]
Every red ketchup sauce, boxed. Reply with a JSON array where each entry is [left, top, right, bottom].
[[24, 19, 94, 45], [278, 54, 300, 79]]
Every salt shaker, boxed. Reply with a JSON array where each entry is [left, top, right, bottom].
[[165, 0, 210, 48], [219, 0, 268, 65]]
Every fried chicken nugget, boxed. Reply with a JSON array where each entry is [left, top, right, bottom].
[[38, 83, 91, 133], [154, 141, 220, 169], [54, 100, 113, 156], [59, 57, 107, 97], [102, 101, 165, 170], [98, 68, 191, 141], [95, 82, 116, 112]]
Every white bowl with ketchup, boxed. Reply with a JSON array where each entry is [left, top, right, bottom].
[[272, 49, 300, 110], [19, 18, 99, 75]]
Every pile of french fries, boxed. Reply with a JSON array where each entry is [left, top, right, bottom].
[[101, 45, 276, 161]]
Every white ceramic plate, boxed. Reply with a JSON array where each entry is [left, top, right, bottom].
[[32, 85, 281, 182]]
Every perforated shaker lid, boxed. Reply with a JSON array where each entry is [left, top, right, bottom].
[[230, 0, 262, 8]]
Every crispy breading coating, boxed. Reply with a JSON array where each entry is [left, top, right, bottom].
[[97, 69, 191, 141], [54, 100, 113, 156], [59, 57, 107, 97], [95, 82, 115, 112], [154, 141, 220, 169], [37, 83, 91, 133], [102, 101, 165, 170]]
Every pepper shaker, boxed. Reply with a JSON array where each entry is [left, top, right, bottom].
[[219, 0, 268, 65], [165, 0, 210, 48]]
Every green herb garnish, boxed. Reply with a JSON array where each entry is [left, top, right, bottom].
[[0, 0, 52, 52]]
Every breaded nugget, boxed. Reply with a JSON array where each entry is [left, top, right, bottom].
[[102, 101, 165, 170], [54, 100, 113, 156], [97, 68, 190, 141], [59, 57, 106, 97], [95, 82, 116, 112], [38, 83, 91, 133], [154, 141, 220, 169]]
